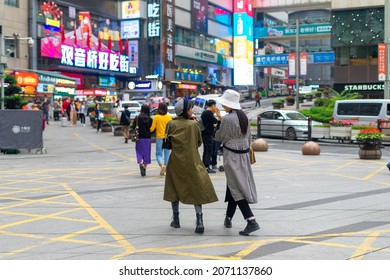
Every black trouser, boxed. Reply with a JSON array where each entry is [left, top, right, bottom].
[[202, 134, 213, 168], [255, 100, 261, 107], [97, 119, 102, 131], [79, 113, 85, 124], [54, 110, 60, 121], [211, 140, 221, 166], [225, 187, 254, 220]]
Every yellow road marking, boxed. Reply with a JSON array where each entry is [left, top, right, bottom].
[[60, 183, 135, 256], [350, 231, 381, 260], [364, 165, 387, 180]]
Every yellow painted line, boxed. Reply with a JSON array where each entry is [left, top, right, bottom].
[[0, 195, 79, 207], [0, 193, 72, 211], [61, 183, 135, 257], [287, 239, 364, 250], [74, 132, 131, 160], [364, 165, 387, 180], [349, 231, 381, 260], [0, 230, 45, 239], [258, 155, 301, 163], [0, 208, 83, 230], [0, 210, 97, 224], [146, 250, 240, 260], [330, 161, 355, 172], [234, 240, 269, 258]]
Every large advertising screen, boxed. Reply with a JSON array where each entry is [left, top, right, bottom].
[[191, 0, 208, 34], [233, 0, 254, 86]]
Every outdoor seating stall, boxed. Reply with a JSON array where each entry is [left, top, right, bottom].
[[0, 110, 46, 154]]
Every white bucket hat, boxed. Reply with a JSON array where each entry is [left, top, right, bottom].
[[217, 89, 241, 110]]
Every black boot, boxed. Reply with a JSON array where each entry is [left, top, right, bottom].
[[239, 219, 260, 236], [195, 213, 204, 233], [224, 216, 232, 228], [170, 212, 180, 228]]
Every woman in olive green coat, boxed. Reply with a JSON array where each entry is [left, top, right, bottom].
[[164, 99, 218, 233]]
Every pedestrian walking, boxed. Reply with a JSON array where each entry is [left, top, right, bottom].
[[119, 105, 131, 143], [95, 103, 103, 133], [79, 101, 87, 126], [150, 102, 173, 176], [53, 98, 61, 121], [164, 99, 218, 233], [131, 105, 153, 176], [42, 97, 51, 125], [254, 91, 261, 108], [200, 99, 221, 173], [68, 100, 78, 126], [215, 89, 260, 236]]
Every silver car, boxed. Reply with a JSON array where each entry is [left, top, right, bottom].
[[258, 109, 321, 140]]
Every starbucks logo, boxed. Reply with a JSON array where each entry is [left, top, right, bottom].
[[12, 126, 21, 134]]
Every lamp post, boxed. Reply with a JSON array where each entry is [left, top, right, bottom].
[[0, 33, 34, 110]]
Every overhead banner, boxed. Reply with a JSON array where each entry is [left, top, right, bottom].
[[378, 43, 386, 81], [288, 53, 308, 76], [255, 24, 332, 38]]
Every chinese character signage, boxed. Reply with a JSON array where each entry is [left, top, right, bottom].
[[162, 0, 175, 69], [378, 43, 386, 81], [255, 24, 332, 38], [147, 0, 160, 37], [233, 0, 254, 86], [255, 52, 335, 66], [60, 45, 137, 74], [191, 0, 208, 34]]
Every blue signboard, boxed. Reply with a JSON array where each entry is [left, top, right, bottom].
[[254, 52, 334, 66], [174, 71, 204, 83]]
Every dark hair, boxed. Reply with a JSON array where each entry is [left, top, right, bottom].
[[182, 99, 194, 119], [233, 109, 249, 135], [206, 99, 216, 107], [139, 104, 150, 118], [157, 102, 168, 115]]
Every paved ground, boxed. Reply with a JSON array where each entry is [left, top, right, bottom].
[[0, 118, 390, 260]]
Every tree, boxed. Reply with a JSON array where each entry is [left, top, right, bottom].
[[0, 74, 25, 109]]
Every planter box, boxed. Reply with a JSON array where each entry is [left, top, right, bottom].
[[312, 126, 330, 139], [350, 129, 360, 141], [359, 147, 382, 159], [113, 126, 122, 136], [330, 126, 351, 139]]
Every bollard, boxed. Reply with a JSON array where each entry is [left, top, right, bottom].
[[308, 116, 312, 141], [302, 141, 321, 155], [257, 115, 261, 138]]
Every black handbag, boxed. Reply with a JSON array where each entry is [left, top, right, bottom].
[[162, 121, 172, 149], [162, 136, 172, 150]]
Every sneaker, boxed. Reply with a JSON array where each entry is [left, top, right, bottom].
[[207, 168, 216, 174], [125, 138, 128, 144], [160, 165, 166, 176], [212, 165, 218, 170]]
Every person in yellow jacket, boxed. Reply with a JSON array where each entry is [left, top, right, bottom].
[[150, 102, 173, 175]]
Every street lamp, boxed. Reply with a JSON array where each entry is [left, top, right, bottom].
[[1, 33, 34, 109]]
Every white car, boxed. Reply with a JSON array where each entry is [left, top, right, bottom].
[[258, 109, 322, 140], [115, 101, 142, 120], [150, 105, 176, 118]]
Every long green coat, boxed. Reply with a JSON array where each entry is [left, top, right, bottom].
[[164, 117, 218, 205]]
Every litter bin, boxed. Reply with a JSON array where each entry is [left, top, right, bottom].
[[61, 117, 68, 127]]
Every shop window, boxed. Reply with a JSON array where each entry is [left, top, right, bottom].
[[5, 0, 18, 7], [350, 47, 368, 66]]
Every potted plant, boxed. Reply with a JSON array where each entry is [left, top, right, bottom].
[[312, 123, 330, 139], [305, 93, 313, 101], [329, 120, 353, 140], [355, 128, 385, 159], [101, 117, 113, 133], [272, 99, 284, 109], [285, 95, 295, 106], [351, 125, 374, 141]]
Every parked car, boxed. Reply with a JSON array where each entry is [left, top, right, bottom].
[[131, 96, 148, 104], [193, 94, 226, 118], [149, 96, 168, 109], [258, 109, 321, 140], [114, 101, 142, 120], [150, 105, 176, 118]]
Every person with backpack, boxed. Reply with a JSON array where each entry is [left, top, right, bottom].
[[119, 105, 131, 143], [200, 99, 222, 173]]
